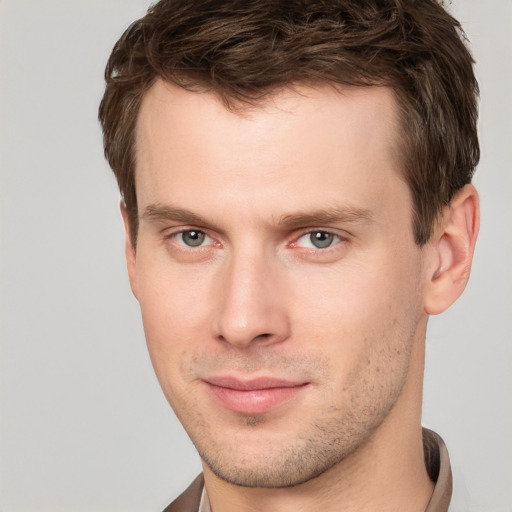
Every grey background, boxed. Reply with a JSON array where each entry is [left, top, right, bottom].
[[0, 0, 510, 511]]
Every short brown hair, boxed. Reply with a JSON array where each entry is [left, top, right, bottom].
[[99, 0, 479, 246]]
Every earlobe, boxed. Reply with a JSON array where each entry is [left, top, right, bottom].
[[120, 201, 139, 299], [424, 184, 480, 315]]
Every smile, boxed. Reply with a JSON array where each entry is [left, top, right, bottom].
[[203, 376, 309, 415]]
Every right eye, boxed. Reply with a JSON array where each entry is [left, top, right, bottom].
[[173, 230, 212, 247]]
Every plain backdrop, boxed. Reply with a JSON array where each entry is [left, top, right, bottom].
[[0, 1, 511, 511]]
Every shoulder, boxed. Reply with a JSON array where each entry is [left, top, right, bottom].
[[162, 474, 204, 512]]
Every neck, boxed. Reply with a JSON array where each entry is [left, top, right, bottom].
[[203, 327, 434, 512]]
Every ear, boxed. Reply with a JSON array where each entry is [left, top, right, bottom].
[[423, 184, 480, 315], [120, 201, 139, 299]]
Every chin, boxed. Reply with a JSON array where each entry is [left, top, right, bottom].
[[195, 425, 364, 489]]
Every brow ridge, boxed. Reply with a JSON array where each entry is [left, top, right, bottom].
[[278, 207, 374, 229], [142, 203, 374, 231], [142, 204, 211, 226]]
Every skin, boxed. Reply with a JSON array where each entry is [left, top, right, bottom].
[[123, 80, 479, 512]]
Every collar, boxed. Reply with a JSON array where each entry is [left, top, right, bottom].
[[423, 428, 453, 512], [198, 484, 212, 512]]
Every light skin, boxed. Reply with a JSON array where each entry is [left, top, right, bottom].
[[123, 80, 479, 512]]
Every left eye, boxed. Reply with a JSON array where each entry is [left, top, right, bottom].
[[175, 230, 211, 247], [296, 231, 340, 249]]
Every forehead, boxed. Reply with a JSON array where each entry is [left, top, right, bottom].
[[137, 80, 399, 139], [134, 80, 406, 225]]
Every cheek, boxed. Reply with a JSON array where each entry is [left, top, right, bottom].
[[135, 262, 214, 389], [137, 249, 214, 333], [289, 252, 424, 361]]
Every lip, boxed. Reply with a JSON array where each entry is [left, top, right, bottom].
[[203, 376, 309, 415]]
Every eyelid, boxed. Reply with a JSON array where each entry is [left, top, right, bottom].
[[163, 227, 220, 248], [290, 228, 348, 249], [161, 226, 348, 251]]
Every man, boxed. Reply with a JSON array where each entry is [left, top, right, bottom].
[[98, 1, 479, 510]]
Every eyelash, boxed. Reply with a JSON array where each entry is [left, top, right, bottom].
[[164, 227, 347, 253], [292, 230, 345, 251], [164, 229, 218, 249]]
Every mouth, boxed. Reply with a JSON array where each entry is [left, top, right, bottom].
[[202, 376, 310, 415]]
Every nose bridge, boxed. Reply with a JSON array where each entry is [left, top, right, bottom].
[[213, 244, 289, 348]]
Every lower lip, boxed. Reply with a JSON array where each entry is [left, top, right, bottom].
[[205, 383, 308, 415]]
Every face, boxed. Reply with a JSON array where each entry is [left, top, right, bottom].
[[128, 81, 430, 487]]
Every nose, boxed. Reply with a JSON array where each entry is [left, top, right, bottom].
[[212, 249, 290, 349]]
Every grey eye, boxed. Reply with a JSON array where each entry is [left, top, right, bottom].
[[310, 231, 334, 248], [181, 230, 206, 247]]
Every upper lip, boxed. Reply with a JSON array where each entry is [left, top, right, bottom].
[[204, 376, 307, 391]]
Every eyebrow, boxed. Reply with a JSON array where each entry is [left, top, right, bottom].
[[142, 204, 213, 227], [278, 207, 374, 229], [142, 203, 374, 231]]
